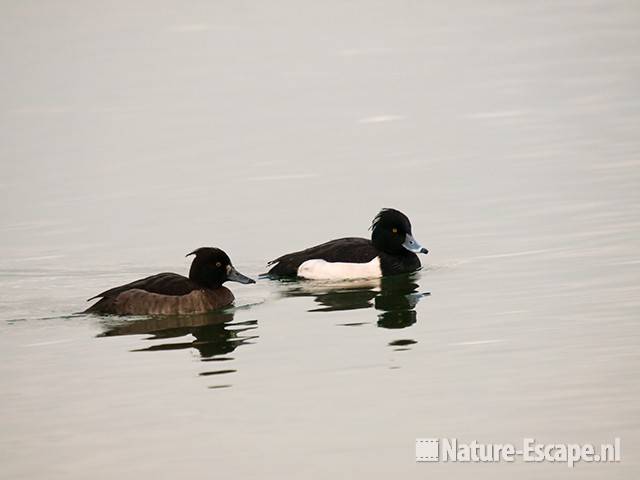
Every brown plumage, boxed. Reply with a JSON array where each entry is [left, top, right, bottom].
[[86, 247, 254, 316], [86, 286, 235, 315]]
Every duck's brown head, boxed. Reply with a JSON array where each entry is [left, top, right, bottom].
[[187, 247, 255, 289]]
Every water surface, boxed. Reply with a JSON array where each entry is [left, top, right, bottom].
[[1, 1, 640, 478]]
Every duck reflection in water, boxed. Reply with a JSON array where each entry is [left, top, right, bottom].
[[276, 272, 428, 330], [99, 310, 257, 360]]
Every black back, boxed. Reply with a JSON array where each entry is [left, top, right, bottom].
[[88, 273, 199, 301], [267, 237, 378, 276]]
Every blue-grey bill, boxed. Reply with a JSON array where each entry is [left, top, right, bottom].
[[402, 234, 429, 254], [227, 266, 256, 284]]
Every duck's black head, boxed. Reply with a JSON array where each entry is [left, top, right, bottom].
[[187, 247, 255, 289], [370, 208, 429, 256]]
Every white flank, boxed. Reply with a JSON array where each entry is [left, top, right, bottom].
[[297, 258, 382, 280]]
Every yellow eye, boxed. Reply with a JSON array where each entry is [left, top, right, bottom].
[[392, 228, 398, 234], [215, 262, 222, 267]]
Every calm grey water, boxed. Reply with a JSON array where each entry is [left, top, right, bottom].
[[1, 1, 640, 478]]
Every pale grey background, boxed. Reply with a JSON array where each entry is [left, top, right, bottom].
[[1, 1, 639, 479]]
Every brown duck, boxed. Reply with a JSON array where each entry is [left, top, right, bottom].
[[86, 247, 255, 315]]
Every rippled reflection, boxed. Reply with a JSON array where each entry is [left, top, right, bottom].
[[98, 310, 257, 386], [275, 273, 428, 335]]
